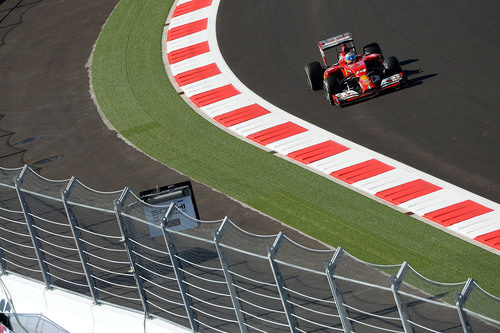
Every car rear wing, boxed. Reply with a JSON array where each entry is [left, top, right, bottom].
[[318, 32, 354, 66], [318, 32, 353, 51]]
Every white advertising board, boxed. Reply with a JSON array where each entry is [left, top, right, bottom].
[[140, 182, 199, 238]]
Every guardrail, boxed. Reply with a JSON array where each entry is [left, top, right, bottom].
[[0, 165, 498, 332]]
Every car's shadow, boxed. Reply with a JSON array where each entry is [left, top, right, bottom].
[[341, 58, 437, 108], [400, 58, 438, 87]]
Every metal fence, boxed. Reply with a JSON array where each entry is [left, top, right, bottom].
[[0, 165, 498, 333]]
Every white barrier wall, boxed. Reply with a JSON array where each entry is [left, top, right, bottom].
[[0, 274, 189, 333]]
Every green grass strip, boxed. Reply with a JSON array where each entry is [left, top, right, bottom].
[[91, 0, 499, 296]]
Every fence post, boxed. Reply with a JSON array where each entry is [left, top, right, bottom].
[[114, 188, 151, 318], [213, 217, 249, 333], [455, 278, 475, 333], [390, 262, 414, 333], [325, 247, 352, 333], [13, 166, 52, 288], [0, 247, 6, 275], [162, 203, 198, 332], [268, 232, 298, 333], [61, 178, 100, 304]]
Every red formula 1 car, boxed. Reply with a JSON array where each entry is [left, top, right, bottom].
[[305, 32, 405, 107]]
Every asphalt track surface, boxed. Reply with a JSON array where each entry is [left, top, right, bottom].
[[0, 0, 315, 243], [216, 0, 500, 204]]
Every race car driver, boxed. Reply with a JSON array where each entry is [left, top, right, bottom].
[[345, 51, 356, 64]]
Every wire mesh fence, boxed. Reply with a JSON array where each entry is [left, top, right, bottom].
[[66, 179, 139, 308], [274, 236, 342, 333], [0, 165, 498, 333], [119, 190, 191, 327]]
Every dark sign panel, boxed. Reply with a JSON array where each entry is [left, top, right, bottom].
[[139, 181, 199, 237]]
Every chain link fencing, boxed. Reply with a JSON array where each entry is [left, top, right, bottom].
[[0, 165, 498, 332]]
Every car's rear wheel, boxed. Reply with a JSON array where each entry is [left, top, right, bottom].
[[305, 61, 324, 90], [363, 42, 382, 55], [324, 76, 342, 105], [384, 56, 402, 76]]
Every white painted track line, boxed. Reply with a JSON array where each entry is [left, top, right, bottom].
[[201, 94, 254, 117], [267, 131, 328, 154], [169, 8, 210, 29], [353, 169, 420, 194], [182, 74, 228, 97], [449, 211, 500, 238], [309, 150, 372, 174], [400, 190, 468, 216], [166, 30, 208, 53], [230, 113, 286, 136], [169, 53, 214, 76]]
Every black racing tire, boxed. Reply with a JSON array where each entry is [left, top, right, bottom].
[[305, 61, 324, 90], [384, 56, 402, 76], [363, 42, 382, 55], [323, 76, 342, 105]]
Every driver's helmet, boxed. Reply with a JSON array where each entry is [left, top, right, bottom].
[[345, 52, 356, 64]]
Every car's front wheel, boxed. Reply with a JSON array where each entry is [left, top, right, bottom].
[[384, 56, 402, 76], [305, 61, 324, 90], [323, 76, 342, 105], [363, 42, 382, 55]]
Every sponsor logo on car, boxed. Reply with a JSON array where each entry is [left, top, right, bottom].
[[336, 90, 359, 100], [381, 74, 402, 88]]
